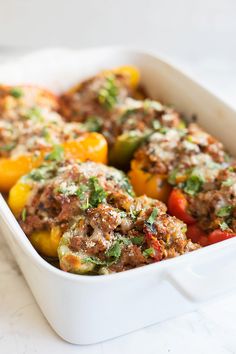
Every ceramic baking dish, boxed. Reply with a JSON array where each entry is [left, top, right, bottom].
[[1, 47, 236, 345]]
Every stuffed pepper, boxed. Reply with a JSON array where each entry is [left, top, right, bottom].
[[168, 164, 236, 246], [8, 160, 200, 273], [59, 68, 185, 168], [0, 85, 107, 192], [129, 122, 230, 202]]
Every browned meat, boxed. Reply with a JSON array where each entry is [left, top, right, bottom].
[[188, 164, 236, 233], [17, 160, 199, 275], [0, 85, 85, 158], [59, 71, 182, 146], [134, 123, 230, 185]]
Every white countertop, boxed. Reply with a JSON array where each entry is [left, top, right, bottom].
[[0, 50, 236, 354]]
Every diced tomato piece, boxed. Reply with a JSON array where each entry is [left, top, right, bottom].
[[144, 225, 162, 261], [168, 189, 196, 224], [208, 229, 236, 245]]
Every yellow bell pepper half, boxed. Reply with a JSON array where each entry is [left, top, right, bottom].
[[111, 65, 140, 89], [69, 65, 140, 95], [8, 182, 32, 217], [29, 226, 62, 258]]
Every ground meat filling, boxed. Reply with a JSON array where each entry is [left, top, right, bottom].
[[19, 160, 199, 274], [135, 123, 230, 183], [59, 72, 183, 146], [107, 98, 182, 146], [187, 165, 236, 233], [59, 72, 132, 123], [0, 85, 85, 158]]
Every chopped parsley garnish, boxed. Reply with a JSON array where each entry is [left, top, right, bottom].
[[57, 183, 79, 197], [131, 236, 144, 245], [77, 184, 89, 199], [25, 107, 43, 122], [168, 168, 179, 185], [119, 211, 127, 218], [27, 164, 56, 181], [88, 177, 107, 207], [222, 178, 234, 187], [216, 205, 233, 217], [45, 145, 64, 162], [10, 87, 24, 98], [147, 207, 159, 225], [143, 247, 155, 258], [0, 143, 16, 152], [184, 173, 204, 196], [129, 208, 139, 220], [84, 236, 131, 267], [21, 208, 27, 222], [83, 256, 106, 265], [159, 127, 169, 134], [219, 221, 229, 231], [106, 241, 122, 261], [119, 108, 135, 124], [84, 116, 103, 132], [118, 175, 135, 197], [98, 75, 118, 110], [41, 127, 51, 141]]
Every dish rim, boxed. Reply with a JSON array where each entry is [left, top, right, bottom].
[[1, 45, 236, 283]]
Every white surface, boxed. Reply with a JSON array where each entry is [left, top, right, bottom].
[[0, 48, 236, 352]]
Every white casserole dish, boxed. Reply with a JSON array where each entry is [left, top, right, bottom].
[[1, 47, 236, 345]]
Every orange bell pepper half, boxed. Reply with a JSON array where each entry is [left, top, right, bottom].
[[129, 160, 171, 203], [0, 132, 107, 193]]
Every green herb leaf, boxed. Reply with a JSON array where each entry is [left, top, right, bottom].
[[119, 176, 135, 197], [83, 256, 106, 265], [168, 168, 179, 185], [147, 207, 159, 225], [106, 241, 122, 262], [25, 107, 43, 121], [159, 127, 169, 134], [88, 177, 107, 208], [222, 178, 234, 187], [57, 183, 79, 196], [184, 174, 204, 196], [0, 143, 16, 152], [76, 184, 89, 199], [129, 208, 139, 220], [131, 236, 144, 245], [10, 87, 24, 98], [41, 127, 51, 141], [84, 116, 103, 132], [143, 247, 155, 258], [21, 208, 27, 222], [98, 75, 118, 110], [119, 211, 127, 218], [27, 164, 56, 181], [45, 145, 64, 162], [216, 205, 233, 217]]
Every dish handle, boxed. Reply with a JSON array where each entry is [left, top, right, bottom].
[[165, 241, 236, 302]]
